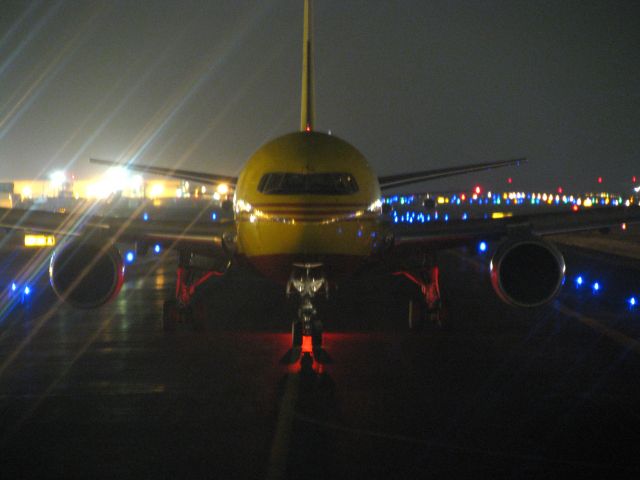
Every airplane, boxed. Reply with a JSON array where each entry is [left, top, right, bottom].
[[1, 0, 640, 364]]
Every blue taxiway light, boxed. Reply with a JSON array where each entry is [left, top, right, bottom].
[[629, 297, 637, 308], [154, 244, 161, 254], [11, 282, 17, 292], [125, 251, 135, 263], [592, 282, 600, 292], [211, 212, 217, 221], [576, 276, 583, 286], [478, 241, 487, 253], [143, 212, 149, 221], [24, 286, 31, 296]]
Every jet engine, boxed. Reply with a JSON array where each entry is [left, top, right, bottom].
[[49, 240, 124, 308], [490, 236, 565, 307]]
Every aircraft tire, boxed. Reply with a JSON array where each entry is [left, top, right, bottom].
[[408, 298, 425, 332], [162, 299, 178, 332], [292, 321, 303, 347]]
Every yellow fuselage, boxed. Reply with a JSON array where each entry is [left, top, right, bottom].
[[234, 131, 386, 282]]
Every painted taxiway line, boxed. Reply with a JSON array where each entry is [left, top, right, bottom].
[[555, 302, 640, 355], [450, 249, 640, 356], [266, 370, 300, 480]]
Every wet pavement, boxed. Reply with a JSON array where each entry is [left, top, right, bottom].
[[1, 241, 640, 478]]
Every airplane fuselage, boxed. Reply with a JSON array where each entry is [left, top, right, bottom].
[[234, 131, 386, 282]]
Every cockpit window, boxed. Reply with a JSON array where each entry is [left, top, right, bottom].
[[257, 172, 359, 195]]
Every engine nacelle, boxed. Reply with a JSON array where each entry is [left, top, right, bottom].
[[49, 240, 124, 309], [490, 236, 565, 308]]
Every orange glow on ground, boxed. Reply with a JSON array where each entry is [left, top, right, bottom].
[[301, 335, 313, 353]]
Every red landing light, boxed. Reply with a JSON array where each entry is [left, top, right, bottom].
[[301, 335, 313, 354]]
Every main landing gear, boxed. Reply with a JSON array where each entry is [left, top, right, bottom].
[[162, 251, 225, 332], [394, 266, 447, 331], [285, 263, 329, 366]]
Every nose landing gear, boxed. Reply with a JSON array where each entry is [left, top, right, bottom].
[[285, 263, 329, 366]]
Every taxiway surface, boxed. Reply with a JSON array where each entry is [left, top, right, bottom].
[[1, 239, 640, 479]]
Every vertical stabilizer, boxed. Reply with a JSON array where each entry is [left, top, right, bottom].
[[300, 0, 315, 132]]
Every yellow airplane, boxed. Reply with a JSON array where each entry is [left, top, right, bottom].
[[2, 0, 640, 362]]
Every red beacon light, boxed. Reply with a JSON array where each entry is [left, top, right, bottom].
[[474, 185, 481, 195], [557, 186, 563, 194], [597, 176, 603, 184], [633, 176, 637, 183], [507, 177, 512, 184]]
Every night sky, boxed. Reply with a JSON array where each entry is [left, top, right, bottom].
[[0, 0, 638, 192]]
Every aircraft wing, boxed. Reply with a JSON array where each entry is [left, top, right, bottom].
[[90, 158, 238, 186], [390, 206, 640, 251], [0, 206, 234, 254], [378, 158, 526, 190]]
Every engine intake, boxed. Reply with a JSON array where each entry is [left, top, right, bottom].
[[49, 240, 124, 309], [490, 236, 565, 307]]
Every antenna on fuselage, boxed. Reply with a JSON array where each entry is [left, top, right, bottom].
[[300, 0, 315, 132]]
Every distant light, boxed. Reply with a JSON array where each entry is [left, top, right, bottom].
[[11, 282, 17, 292], [572, 204, 579, 212], [597, 176, 603, 184], [478, 241, 487, 253], [143, 212, 149, 221], [592, 282, 600, 292], [507, 177, 512, 184], [24, 286, 31, 296], [575, 276, 583, 286], [633, 176, 637, 183], [621, 223, 627, 231], [125, 251, 135, 263], [474, 185, 481, 195], [216, 183, 229, 196], [211, 212, 217, 221], [154, 244, 161, 254], [49, 170, 66, 187], [629, 297, 637, 308], [557, 186, 563, 194]]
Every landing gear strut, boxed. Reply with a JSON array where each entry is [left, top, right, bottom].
[[286, 263, 328, 362], [395, 266, 446, 331], [162, 250, 225, 332]]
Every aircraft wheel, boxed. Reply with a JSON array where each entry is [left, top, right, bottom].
[[191, 302, 206, 332], [162, 299, 178, 332], [292, 321, 303, 347], [408, 298, 425, 332], [311, 320, 323, 348]]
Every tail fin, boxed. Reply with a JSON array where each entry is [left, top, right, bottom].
[[300, 0, 314, 132]]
